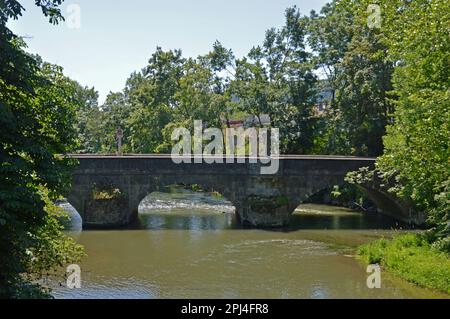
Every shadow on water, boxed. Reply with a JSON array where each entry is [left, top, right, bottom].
[[284, 204, 413, 232]]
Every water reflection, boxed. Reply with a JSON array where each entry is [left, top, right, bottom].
[[138, 209, 236, 231], [51, 188, 446, 299], [135, 188, 409, 231], [136, 188, 236, 231], [289, 204, 410, 231]]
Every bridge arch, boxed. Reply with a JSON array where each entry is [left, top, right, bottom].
[[135, 184, 236, 230], [357, 185, 426, 225], [55, 200, 83, 231], [67, 155, 412, 229], [127, 176, 242, 226]]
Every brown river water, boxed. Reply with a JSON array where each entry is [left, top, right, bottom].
[[52, 188, 448, 299]]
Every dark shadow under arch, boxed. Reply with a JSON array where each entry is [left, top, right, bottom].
[[280, 184, 415, 231]]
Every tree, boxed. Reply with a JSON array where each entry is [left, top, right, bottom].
[[373, 0, 450, 249], [0, 0, 84, 298], [126, 48, 184, 153], [199, 40, 238, 129], [337, 0, 449, 249], [308, 1, 394, 156], [123, 45, 235, 153], [231, 7, 318, 154], [70, 81, 102, 153], [307, 2, 353, 107], [333, 27, 394, 156]]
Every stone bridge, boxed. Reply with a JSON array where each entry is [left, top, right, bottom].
[[66, 154, 420, 228]]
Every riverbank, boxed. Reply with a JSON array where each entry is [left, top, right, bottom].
[[358, 233, 450, 294]]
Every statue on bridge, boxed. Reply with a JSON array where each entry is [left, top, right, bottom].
[[115, 127, 123, 156]]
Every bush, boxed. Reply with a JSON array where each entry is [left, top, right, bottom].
[[358, 234, 450, 294]]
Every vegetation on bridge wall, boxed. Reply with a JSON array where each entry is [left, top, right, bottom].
[[92, 183, 125, 200], [247, 195, 289, 214]]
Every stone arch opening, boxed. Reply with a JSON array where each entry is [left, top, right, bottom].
[[301, 184, 377, 212], [56, 200, 83, 231], [135, 184, 237, 230], [357, 185, 426, 226], [287, 185, 411, 230]]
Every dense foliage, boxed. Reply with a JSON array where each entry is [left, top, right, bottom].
[[307, 2, 394, 156], [359, 234, 450, 294], [75, 4, 393, 157], [0, 0, 84, 298], [339, 0, 449, 250], [374, 0, 450, 250], [1, 0, 448, 298]]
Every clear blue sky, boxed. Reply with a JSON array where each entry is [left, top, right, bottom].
[[9, 0, 329, 104]]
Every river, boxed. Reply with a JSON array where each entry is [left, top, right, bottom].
[[53, 187, 447, 299]]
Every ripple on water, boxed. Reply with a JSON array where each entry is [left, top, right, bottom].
[[52, 276, 160, 299], [224, 239, 337, 255], [54, 190, 447, 299], [139, 190, 235, 214]]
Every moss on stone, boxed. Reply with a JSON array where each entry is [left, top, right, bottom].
[[247, 195, 289, 212]]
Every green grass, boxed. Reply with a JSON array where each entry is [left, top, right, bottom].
[[358, 233, 450, 294]]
